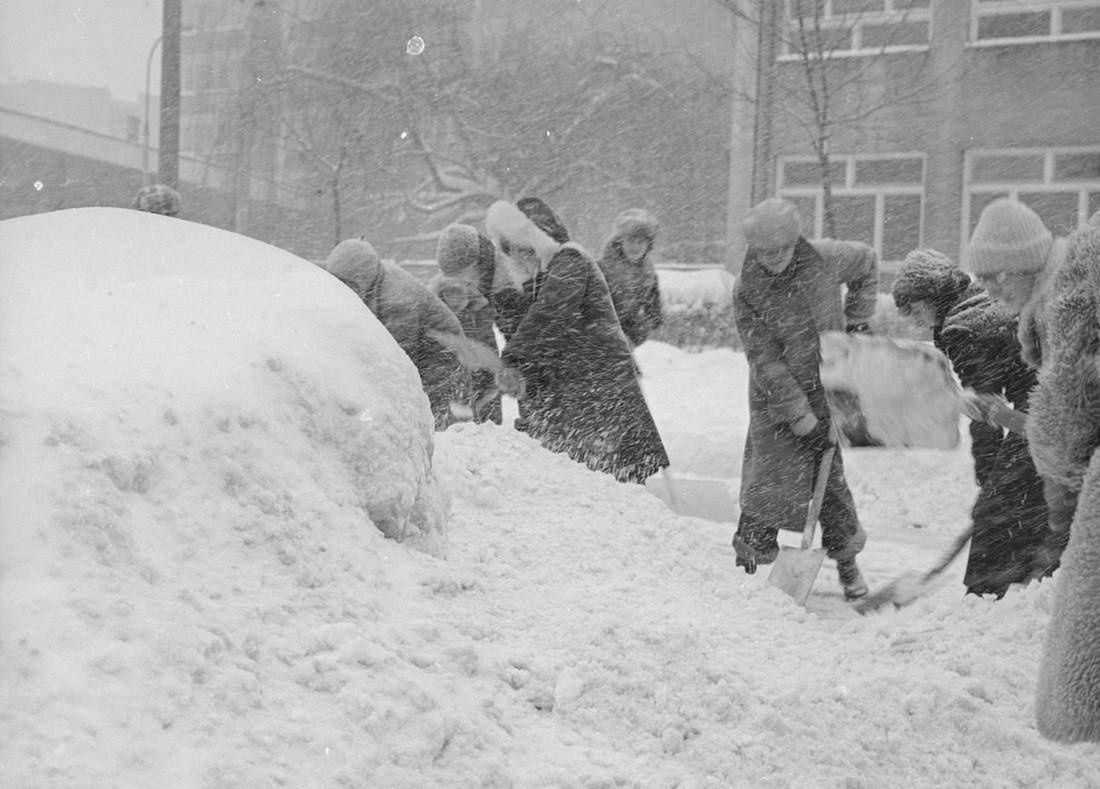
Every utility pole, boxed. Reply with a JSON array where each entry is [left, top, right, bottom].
[[751, 1, 779, 206], [726, 0, 760, 274], [158, 0, 182, 189]]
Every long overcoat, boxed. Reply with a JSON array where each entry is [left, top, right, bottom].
[[733, 237, 877, 556], [501, 242, 670, 483], [938, 293, 1049, 595]]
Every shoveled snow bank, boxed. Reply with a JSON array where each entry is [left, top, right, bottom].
[[0, 207, 450, 783]]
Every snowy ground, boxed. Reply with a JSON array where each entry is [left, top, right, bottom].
[[3, 209, 1100, 788]]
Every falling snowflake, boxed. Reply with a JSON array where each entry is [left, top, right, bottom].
[[406, 36, 425, 56]]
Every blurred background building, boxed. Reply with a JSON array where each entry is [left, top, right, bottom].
[[1, 0, 1098, 276]]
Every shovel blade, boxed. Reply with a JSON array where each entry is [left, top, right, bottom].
[[768, 546, 827, 605], [854, 571, 935, 615]]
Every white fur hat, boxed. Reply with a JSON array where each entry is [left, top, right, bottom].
[[484, 200, 560, 264]]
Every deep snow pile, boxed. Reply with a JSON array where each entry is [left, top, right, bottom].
[[2, 209, 1100, 787]]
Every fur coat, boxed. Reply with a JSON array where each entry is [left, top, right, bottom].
[[1030, 222, 1100, 741]]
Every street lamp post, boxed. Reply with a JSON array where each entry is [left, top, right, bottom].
[[142, 35, 163, 186]]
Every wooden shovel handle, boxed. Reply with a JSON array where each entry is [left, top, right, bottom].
[[801, 444, 835, 551]]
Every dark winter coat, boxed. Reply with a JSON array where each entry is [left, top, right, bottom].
[[501, 242, 670, 483], [596, 236, 663, 346], [733, 237, 877, 556], [428, 234, 503, 425], [938, 292, 1049, 595], [324, 239, 470, 431]]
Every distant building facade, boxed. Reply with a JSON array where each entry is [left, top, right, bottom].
[[754, 0, 1100, 273]]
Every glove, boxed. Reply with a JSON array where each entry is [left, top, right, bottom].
[[495, 366, 526, 398], [960, 390, 1027, 434], [792, 419, 835, 455], [846, 322, 871, 334]]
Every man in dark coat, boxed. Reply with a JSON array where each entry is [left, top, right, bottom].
[[596, 208, 664, 347], [428, 223, 502, 424], [893, 248, 1051, 597], [323, 238, 470, 431], [485, 197, 670, 483], [731, 198, 877, 600]]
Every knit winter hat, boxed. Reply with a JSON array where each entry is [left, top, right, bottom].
[[743, 198, 801, 249], [612, 208, 659, 242], [435, 223, 481, 275], [323, 238, 382, 293], [133, 183, 181, 216], [967, 198, 1053, 277], [516, 196, 569, 243], [892, 248, 970, 311]]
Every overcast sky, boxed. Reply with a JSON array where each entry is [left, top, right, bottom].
[[0, 0, 163, 102]]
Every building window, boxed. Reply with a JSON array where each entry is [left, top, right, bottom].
[[964, 147, 1100, 253], [776, 153, 925, 264], [780, 0, 931, 59], [970, 1, 1100, 44]]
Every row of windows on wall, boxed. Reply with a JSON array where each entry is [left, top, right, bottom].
[[777, 149, 1100, 263], [781, 0, 1100, 57]]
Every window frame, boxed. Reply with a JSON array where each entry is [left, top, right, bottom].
[[777, 0, 933, 61], [962, 145, 1100, 264], [776, 152, 926, 264], [968, 0, 1100, 46]]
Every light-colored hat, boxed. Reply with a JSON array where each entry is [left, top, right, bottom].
[[743, 198, 801, 249], [435, 223, 480, 275], [323, 238, 382, 292], [967, 198, 1053, 277]]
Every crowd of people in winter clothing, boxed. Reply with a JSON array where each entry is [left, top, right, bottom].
[[133, 180, 1100, 742], [888, 198, 1100, 743], [319, 197, 671, 485]]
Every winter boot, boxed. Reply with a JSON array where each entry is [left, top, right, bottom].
[[837, 558, 869, 600], [732, 534, 778, 575]]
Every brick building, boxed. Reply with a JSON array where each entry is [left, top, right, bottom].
[[748, 0, 1100, 274]]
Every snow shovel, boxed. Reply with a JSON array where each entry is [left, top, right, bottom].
[[768, 444, 835, 605], [853, 525, 974, 615]]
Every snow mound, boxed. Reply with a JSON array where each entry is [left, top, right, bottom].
[[0, 208, 454, 783]]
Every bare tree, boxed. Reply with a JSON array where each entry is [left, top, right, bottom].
[[188, 0, 731, 258], [713, 0, 939, 237]]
